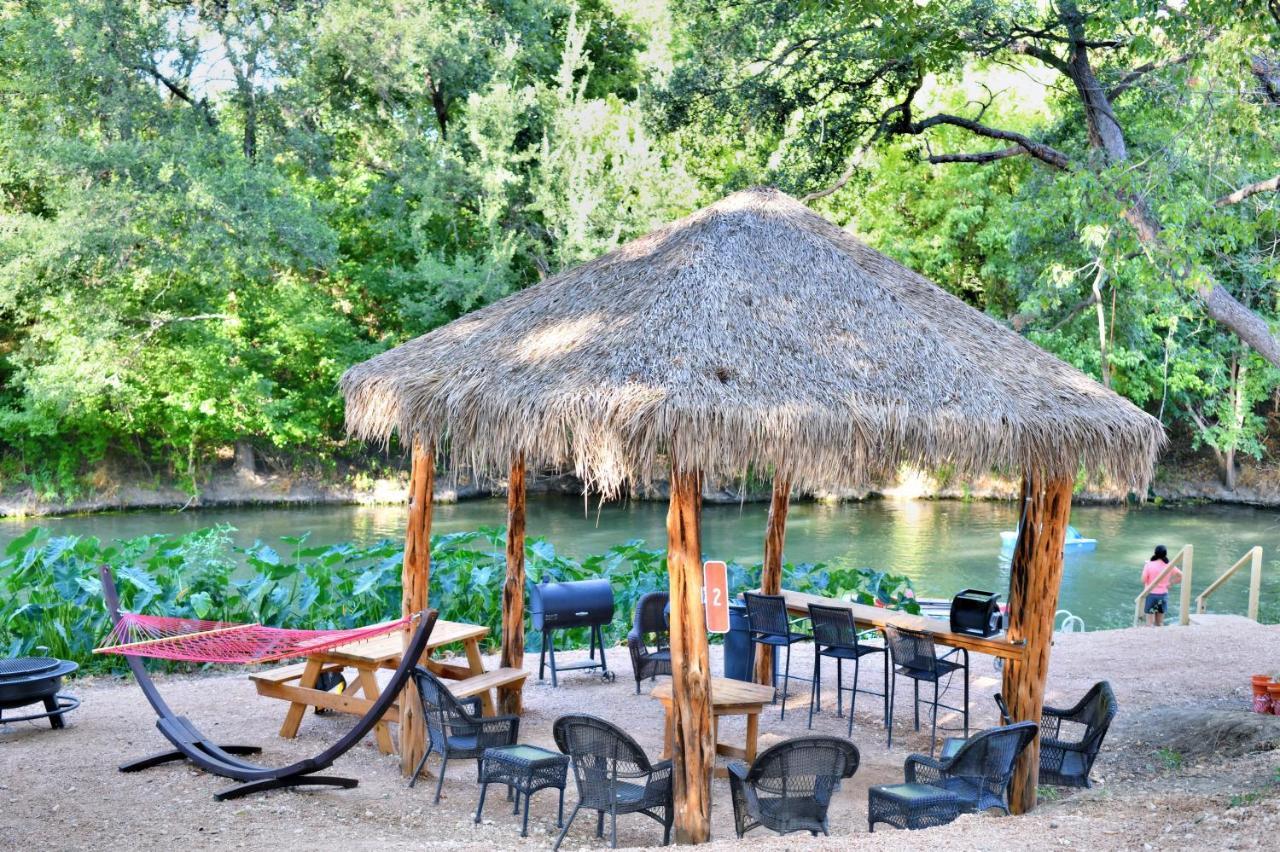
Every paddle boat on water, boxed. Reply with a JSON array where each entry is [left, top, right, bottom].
[[999, 525, 1097, 552]]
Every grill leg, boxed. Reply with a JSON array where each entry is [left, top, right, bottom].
[[548, 632, 559, 688], [597, 626, 609, 675], [539, 635, 548, 681], [43, 697, 65, 730]]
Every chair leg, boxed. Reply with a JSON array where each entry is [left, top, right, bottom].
[[807, 653, 819, 729], [780, 643, 792, 720], [886, 672, 894, 749], [474, 782, 488, 823], [836, 657, 843, 717], [597, 810, 605, 838], [554, 802, 582, 851], [850, 655, 859, 719], [930, 679, 940, 757], [883, 652, 891, 729], [913, 679, 920, 731], [610, 806, 618, 848], [408, 742, 433, 789], [558, 785, 565, 827], [434, 755, 448, 804]]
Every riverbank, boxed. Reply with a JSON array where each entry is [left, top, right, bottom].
[[3, 617, 1277, 850], [2, 452, 1278, 518]]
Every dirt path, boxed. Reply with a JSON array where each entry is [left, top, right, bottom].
[[3, 617, 1278, 850]]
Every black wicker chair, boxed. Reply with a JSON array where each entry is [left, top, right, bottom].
[[743, 592, 811, 720], [807, 603, 888, 735], [728, 735, 860, 838], [994, 681, 1117, 787], [904, 721, 1037, 815], [409, 666, 520, 802], [627, 591, 672, 694], [882, 626, 969, 754], [553, 714, 673, 850]]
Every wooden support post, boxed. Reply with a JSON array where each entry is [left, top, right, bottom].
[[667, 460, 712, 844], [500, 452, 527, 715], [1248, 546, 1263, 622], [1002, 472, 1073, 815], [400, 439, 434, 778], [1179, 546, 1194, 626], [754, 477, 790, 686]]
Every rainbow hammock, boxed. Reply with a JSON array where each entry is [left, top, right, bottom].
[[96, 565, 437, 800], [95, 613, 411, 664]]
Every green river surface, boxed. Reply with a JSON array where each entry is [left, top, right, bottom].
[[3, 496, 1278, 629]]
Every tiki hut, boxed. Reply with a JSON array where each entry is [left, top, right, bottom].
[[341, 187, 1164, 842]]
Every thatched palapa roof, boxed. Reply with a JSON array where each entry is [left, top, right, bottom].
[[342, 187, 1164, 496]]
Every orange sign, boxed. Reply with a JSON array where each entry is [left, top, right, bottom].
[[703, 560, 730, 633]]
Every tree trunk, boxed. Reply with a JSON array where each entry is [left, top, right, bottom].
[[754, 477, 790, 686], [1002, 472, 1073, 814], [500, 453, 526, 715], [400, 439, 434, 778], [667, 460, 712, 844]]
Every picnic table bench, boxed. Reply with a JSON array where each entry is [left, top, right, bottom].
[[251, 619, 527, 755]]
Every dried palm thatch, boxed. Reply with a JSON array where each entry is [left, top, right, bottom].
[[342, 187, 1164, 496]]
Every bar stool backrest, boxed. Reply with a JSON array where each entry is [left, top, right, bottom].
[[882, 626, 940, 673], [743, 592, 791, 638], [808, 603, 861, 651]]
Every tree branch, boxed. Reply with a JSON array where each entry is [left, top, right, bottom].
[[1107, 53, 1193, 101], [130, 63, 216, 129], [910, 113, 1073, 169], [1214, 174, 1280, 207], [928, 145, 1025, 164]]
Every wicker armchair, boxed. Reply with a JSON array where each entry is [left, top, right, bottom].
[[409, 666, 520, 802], [728, 736, 859, 838], [553, 714, 673, 849], [627, 591, 671, 694], [995, 681, 1117, 787], [904, 721, 1037, 815]]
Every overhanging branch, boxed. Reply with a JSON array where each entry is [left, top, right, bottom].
[[929, 145, 1024, 164], [1214, 174, 1280, 207], [910, 113, 1073, 170]]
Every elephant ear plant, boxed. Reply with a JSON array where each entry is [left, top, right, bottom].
[[1, 525, 920, 672]]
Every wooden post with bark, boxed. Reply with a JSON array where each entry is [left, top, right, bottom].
[[754, 477, 790, 686], [1001, 472, 1073, 814], [666, 461, 713, 844], [400, 439, 434, 778], [500, 452, 527, 715]]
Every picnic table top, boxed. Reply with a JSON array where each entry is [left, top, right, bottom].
[[760, 588, 1027, 661], [313, 619, 488, 666], [650, 676, 775, 710]]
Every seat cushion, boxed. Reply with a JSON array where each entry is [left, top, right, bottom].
[[754, 632, 810, 647], [871, 783, 958, 804]]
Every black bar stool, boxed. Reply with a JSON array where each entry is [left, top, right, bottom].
[[806, 603, 888, 736], [742, 592, 810, 720], [882, 626, 968, 755]]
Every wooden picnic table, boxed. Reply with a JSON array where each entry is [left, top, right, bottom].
[[651, 677, 775, 778], [251, 619, 526, 756], [762, 588, 1027, 661]]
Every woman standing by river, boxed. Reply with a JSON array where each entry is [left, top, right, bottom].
[[1142, 545, 1182, 626]]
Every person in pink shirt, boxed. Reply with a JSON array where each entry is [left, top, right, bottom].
[[1141, 545, 1181, 626]]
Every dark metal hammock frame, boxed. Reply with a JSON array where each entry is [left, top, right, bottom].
[[100, 565, 438, 800]]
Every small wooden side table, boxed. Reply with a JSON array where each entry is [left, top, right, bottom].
[[650, 676, 775, 777]]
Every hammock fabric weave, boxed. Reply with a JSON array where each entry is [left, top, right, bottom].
[[94, 613, 412, 664]]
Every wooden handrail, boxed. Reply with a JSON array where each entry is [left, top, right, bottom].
[[1195, 546, 1263, 621], [1132, 544, 1193, 627]]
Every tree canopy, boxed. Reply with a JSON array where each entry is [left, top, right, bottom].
[[1, 0, 1278, 497]]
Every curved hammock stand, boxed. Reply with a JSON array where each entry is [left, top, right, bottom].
[[98, 565, 438, 800]]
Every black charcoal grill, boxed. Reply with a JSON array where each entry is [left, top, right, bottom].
[[0, 657, 80, 729], [530, 578, 616, 686]]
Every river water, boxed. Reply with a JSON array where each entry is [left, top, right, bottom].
[[3, 496, 1278, 629]]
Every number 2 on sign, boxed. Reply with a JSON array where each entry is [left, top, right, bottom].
[[703, 560, 730, 633]]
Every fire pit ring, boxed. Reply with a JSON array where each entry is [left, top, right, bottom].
[[0, 657, 80, 729]]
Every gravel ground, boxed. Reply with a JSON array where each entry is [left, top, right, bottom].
[[3, 615, 1279, 851]]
